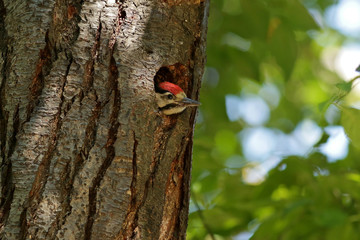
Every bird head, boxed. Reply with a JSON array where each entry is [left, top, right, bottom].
[[155, 81, 200, 115]]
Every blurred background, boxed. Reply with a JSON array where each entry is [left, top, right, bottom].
[[188, 0, 360, 239]]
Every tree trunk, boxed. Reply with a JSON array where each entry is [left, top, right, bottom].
[[0, 0, 209, 239]]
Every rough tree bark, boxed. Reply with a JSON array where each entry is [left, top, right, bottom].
[[0, 0, 209, 239]]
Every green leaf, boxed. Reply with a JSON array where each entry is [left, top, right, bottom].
[[268, 0, 319, 31], [318, 99, 333, 112], [336, 81, 353, 93], [214, 130, 237, 156], [356, 65, 360, 73], [341, 107, 360, 149], [282, 0, 319, 31], [236, 0, 270, 40], [268, 23, 297, 79], [314, 209, 348, 227]]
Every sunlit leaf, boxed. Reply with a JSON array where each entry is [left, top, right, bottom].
[[346, 173, 360, 183]]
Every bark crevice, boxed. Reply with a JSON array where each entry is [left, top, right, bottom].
[[19, 58, 74, 240], [117, 117, 177, 239], [54, 101, 102, 235], [25, 31, 53, 124], [84, 52, 121, 240], [0, 1, 14, 228], [159, 136, 187, 239], [109, 2, 125, 50], [116, 133, 139, 240], [83, 18, 102, 95], [0, 104, 18, 229]]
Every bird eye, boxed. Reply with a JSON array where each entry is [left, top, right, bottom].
[[167, 95, 174, 100]]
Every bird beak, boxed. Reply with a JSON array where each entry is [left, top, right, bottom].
[[181, 97, 201, 106]]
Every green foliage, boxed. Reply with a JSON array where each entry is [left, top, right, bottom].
[[189, 0, 360, 239]]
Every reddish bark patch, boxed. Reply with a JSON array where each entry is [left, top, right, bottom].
[[159, 148, 186, 239], [29, 44, 50, 97], [67, 5, 78, 20], [167, 63, 190, 93], [83, 21, 102, 92]]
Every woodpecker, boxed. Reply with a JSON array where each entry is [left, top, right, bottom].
[[155, 81, 200, 115]]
